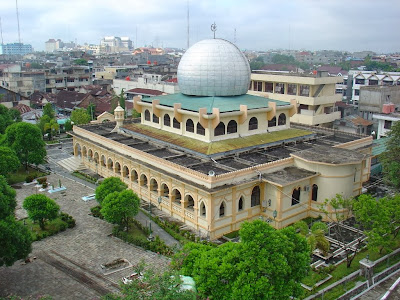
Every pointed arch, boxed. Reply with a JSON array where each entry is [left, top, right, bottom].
[[185, 195, 195, 210], [161, 183, 169, 197], [196, 123, 205, 135], [100, 154, 106, 167], [150, 178, 158, 192], [249, 117, 258, 130], [268, 116, 277, 127], [219, 201, 226, 217], [115, 161, 121, 174], [214, 122, 225, 136], [144, 109, 150, 121], [173, 117, 180, 129], [172, 188, 182, 204], [153, 114, 159, 123], [107, 158, 114, 170], [200, 201, 206, 217], [227, 120, 238, 134], [122, 165, 129, 178], [164, 114, 171, 126], [251, 186, 260, 207], [186, 119, 194, 133], [312, 184, 318, 201], [140, 174, 148, 187], [131, 169, 138, 182], [292, 187, 301, 205], [238, 196, 244, 211], [278, 113, 286, 126]]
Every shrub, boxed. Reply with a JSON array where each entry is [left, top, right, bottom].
[[25, 174, 35, 183], [60, 212, 76, 228], [36, 177, 47, 184], [90, 205, 103, 219], [59, 223, 67, 231]]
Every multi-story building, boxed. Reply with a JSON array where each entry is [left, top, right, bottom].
[[113, 74, 180, 96], [71, 39, 372, 239], [100, 36, 132, 53], [344, 71, 400, 104], [45, 66, 92, 93], [248, 71, 342, 126], [45, 39, 64, 53], [0, 43, 33, 55], [0, 64, 45, 97], [373, 103, 400, 139]]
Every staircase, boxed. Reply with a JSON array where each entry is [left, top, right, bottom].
[[57, 157, 86, 172]]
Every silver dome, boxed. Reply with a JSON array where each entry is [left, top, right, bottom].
[[177, 39, 251, 97]]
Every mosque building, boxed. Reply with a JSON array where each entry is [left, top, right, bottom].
[[71, 38, 372, 239]]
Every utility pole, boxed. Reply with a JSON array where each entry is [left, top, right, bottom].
[[16, 0, 21, 44]]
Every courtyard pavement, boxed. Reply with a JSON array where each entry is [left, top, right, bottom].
[[0, 172, 172, 299]]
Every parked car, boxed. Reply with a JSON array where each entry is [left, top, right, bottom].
[[81, 194, 96, 202]]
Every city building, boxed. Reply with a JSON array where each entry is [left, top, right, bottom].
[[100, 36, 133, 53], [113, 74, 180, 96], [71, 39, 372, 239], [0, 43, 33, 55], [45, 66, 92, 93], [45, 39, 63, 52], [373, 103, 400, 139], [248, 71, 342, 126]]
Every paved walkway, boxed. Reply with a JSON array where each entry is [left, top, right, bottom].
[[353, 271, 400, 300], [1, 173, 171, 299]]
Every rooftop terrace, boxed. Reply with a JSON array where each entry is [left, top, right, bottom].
[[79, 121, 367, 176]]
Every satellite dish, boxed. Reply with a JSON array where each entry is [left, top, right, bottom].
[[208, 170, 215, 176]]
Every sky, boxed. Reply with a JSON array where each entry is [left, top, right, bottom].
[[0, 0, 399, 53]]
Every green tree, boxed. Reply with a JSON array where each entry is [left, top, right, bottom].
[[353, 194, 399, 253], [73, 58, 88, 66], [95, 177, 127, 205], [101, 190, 140, 231], [42, 103, 55, 119], [43, 118, 60, 140], [87, 103, 96, 120], [174, 220, 310, 299], [70, 108, 91, 125], [105, 268, 196, 300], [119, 89, 125, 109], [23, 194, 60, 230], [30, 62, 44, 69], [8, 109, 21, 122], [4, 122, 46, 169], [0, 147, 20, 177], [294, 220, 330, 256], [380, 121, 400, 189], [64, 119, 73, 131], [0, 216, 32, 267], [0, 175, 17, 219], [0, 104, 13, 134], [319, 194, 362, 268], [249, 56, 265, 71], [271, 54, 296, 64]]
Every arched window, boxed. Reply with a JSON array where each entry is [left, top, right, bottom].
[[144, 110, 150, 121], [185, 195, 194, 210], [268, 116, 276, 127], [238, 197, 244, 211], [123, 166, 129, 178], [101, 155, 106, 166], [150, 178, 158, 192], [173, 118, 180, 129], [249, 117, 258, 130], [312, 184, 318, 201], [251, 186, 260, 207], [94, 152, 99, 163], [161, 183, 169, 197], [227, 120, 238, 134], [140, 174, 148, 187], [292, 187, 301, 206], [115, 162, 121, 174], [219, 202, 225, 217], [278, 113, 286, 126], [186, 119, 194, 133], [200, 202, 206, 217], [107, 158, 113, 170], [164, 114, 171, 126], [196, 123, 205, 135], [172, 189, 182, 203], [214, 122, 225, 136], [131, 170, 138, 182], [153, 114, 159, 123]]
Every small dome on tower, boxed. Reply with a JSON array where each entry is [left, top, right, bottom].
[[114, 105, 124, 113], [177, 39, 251, 97]]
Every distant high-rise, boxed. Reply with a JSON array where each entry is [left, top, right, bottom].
[[0, 43, 33, 55], [100, 36, 132, 53]]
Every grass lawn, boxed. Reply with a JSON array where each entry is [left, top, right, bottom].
[[124, 123, 313, 155], [18, 217, 69, 241], [301, 271, 329, 287], [7, 166, 46, 185]]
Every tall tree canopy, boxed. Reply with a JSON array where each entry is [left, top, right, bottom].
[[101, 190, 140, 231], [70, 108, 91, 125], [42, 103, 55, 119], [173, 220, 310, 299], [23, 194, 60, 230], [380, 121, 400, 189], [4, 122, 46, 169], [0, 104, 14, 134], [0, 175, 17, 219], [0, 176, 32, 266], [0, 147, 20, 176], [95, 177, 127, 205]]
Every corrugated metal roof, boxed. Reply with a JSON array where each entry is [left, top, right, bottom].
[[372, 138, 388, 156]]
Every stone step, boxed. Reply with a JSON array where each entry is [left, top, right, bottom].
[[58, 157, 86, 172]]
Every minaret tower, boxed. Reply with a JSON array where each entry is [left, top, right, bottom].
[[112, 105, 125, 132]]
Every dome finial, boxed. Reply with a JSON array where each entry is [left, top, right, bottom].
[[211, 22, 217, 39]]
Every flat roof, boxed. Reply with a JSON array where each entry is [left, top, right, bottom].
[[142, 93, 289, 114], [291, 145, 367, 165], [78, 122, 367, 176], [263, 166, 317, 186]]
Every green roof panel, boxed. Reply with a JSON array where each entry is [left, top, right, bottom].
[[142, 93, 289, 114]]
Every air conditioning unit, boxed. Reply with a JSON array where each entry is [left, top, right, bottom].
[[304, 185, 310, 192]]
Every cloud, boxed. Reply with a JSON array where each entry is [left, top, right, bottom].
[[0, 0, 399, 53]]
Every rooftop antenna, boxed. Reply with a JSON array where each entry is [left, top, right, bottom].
[[0, 17, 4, 45], [15, 0, 21, 44], [186, 0, 190, 49], [211, 22, 217, 39]]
